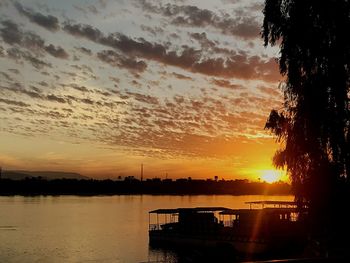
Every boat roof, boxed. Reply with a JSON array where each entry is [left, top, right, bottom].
[[220, 208, 300, 215], [149, 201, 308, 214], [245, 201, 297, 206], [245, 200, 308, 208], [149, 207, 229, 214]]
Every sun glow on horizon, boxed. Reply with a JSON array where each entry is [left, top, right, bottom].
[[260, 169, 286, 183]]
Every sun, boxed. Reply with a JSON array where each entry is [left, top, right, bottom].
[[260, 169, 285, 183]]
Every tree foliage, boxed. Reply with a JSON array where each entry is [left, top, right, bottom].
[[263, 0, 350, 234]]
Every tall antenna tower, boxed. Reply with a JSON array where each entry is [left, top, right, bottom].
[[141, 163, 143, 181]]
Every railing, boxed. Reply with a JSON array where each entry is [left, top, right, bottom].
[[223, 220, 234, 227], [149, 224, 161, 231]]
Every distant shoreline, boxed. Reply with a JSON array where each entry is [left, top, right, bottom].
[[0, 178, 291, 196]]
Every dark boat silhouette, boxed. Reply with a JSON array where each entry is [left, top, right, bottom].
[[149, 201, 308, 255]]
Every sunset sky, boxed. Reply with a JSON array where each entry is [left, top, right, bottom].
[[0, 0, 286, 180]]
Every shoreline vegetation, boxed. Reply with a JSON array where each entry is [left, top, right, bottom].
[[0, 177, 291, 196]]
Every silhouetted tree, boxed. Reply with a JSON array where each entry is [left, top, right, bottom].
[[263, 0, 350, 241]]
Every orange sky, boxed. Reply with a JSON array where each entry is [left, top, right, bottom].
[[0, 0, 286, 181]]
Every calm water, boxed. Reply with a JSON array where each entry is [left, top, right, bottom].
[[0, 195, 293, 263]]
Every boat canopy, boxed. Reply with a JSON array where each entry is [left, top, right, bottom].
[[245, 201, 308, 208], [149, 202, 308, 214], [219, 208, 300, 215], [149, 207, 229, 214], [245, 201, 297, 206]]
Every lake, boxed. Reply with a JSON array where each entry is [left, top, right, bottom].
[[0, 195, 293, 263]]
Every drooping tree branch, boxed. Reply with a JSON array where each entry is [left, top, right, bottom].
[[263, 0, 350, 236]]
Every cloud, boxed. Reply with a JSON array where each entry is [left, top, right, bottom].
[[63, 22, 278, 81], [0, 77, 278, 160], [0, 71, 13, 81], [0, 45, 4, 57], [172, 72, 193, 80], [63, 22, 103, 42], [73, 0, 107, 15], [88, 91, 274, 158], [75, 46, 92, 56], [24, 54, 52, 70], [14, 2, 60, 32], [174, 95, 185, 104], [0, 82, 43, 99], [126, 91, 159, 105], [0, 98, 29, 107], [37, 81, 48, 87], [67, 83, 90, 93], [8, 68, 20, 74], [0, 1, 9, 8], [138, 1, 261, 39], [61, 71, 78, 78], [73, 3, 100, 15], [189, 32, 215, 48], [0, 20, 69, 62], [211, 78, 242, 90], [45, 44, 69, 59], [46, 94, 67, 103], [80, 98, 94, 105], [0, 0, 283, 162], [70, 64, 92, 73], [0, 20, 46, 52], [0, 20, 22, 45], [7, 47, 52, 70], [140, 25, 164, 36], [189, 32, 238, 57], [97, 49, 147, 73], [94, 89, 111, 97]]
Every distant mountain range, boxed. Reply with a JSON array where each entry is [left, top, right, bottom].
[[1, 170, 89, 180]]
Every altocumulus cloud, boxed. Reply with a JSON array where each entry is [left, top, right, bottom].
[[14, 2, 60, 32], [63, 21, 277, 81]]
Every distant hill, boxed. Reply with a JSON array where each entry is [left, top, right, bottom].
[[1, 170, 89, 180]]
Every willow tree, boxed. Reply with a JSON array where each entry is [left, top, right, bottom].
[[263, 0, 350, 237]]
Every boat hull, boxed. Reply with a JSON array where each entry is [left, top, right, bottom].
[[149, 231, 270, 254]]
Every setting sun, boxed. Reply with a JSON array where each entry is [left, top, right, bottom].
[[261, 169, 286, 183]]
